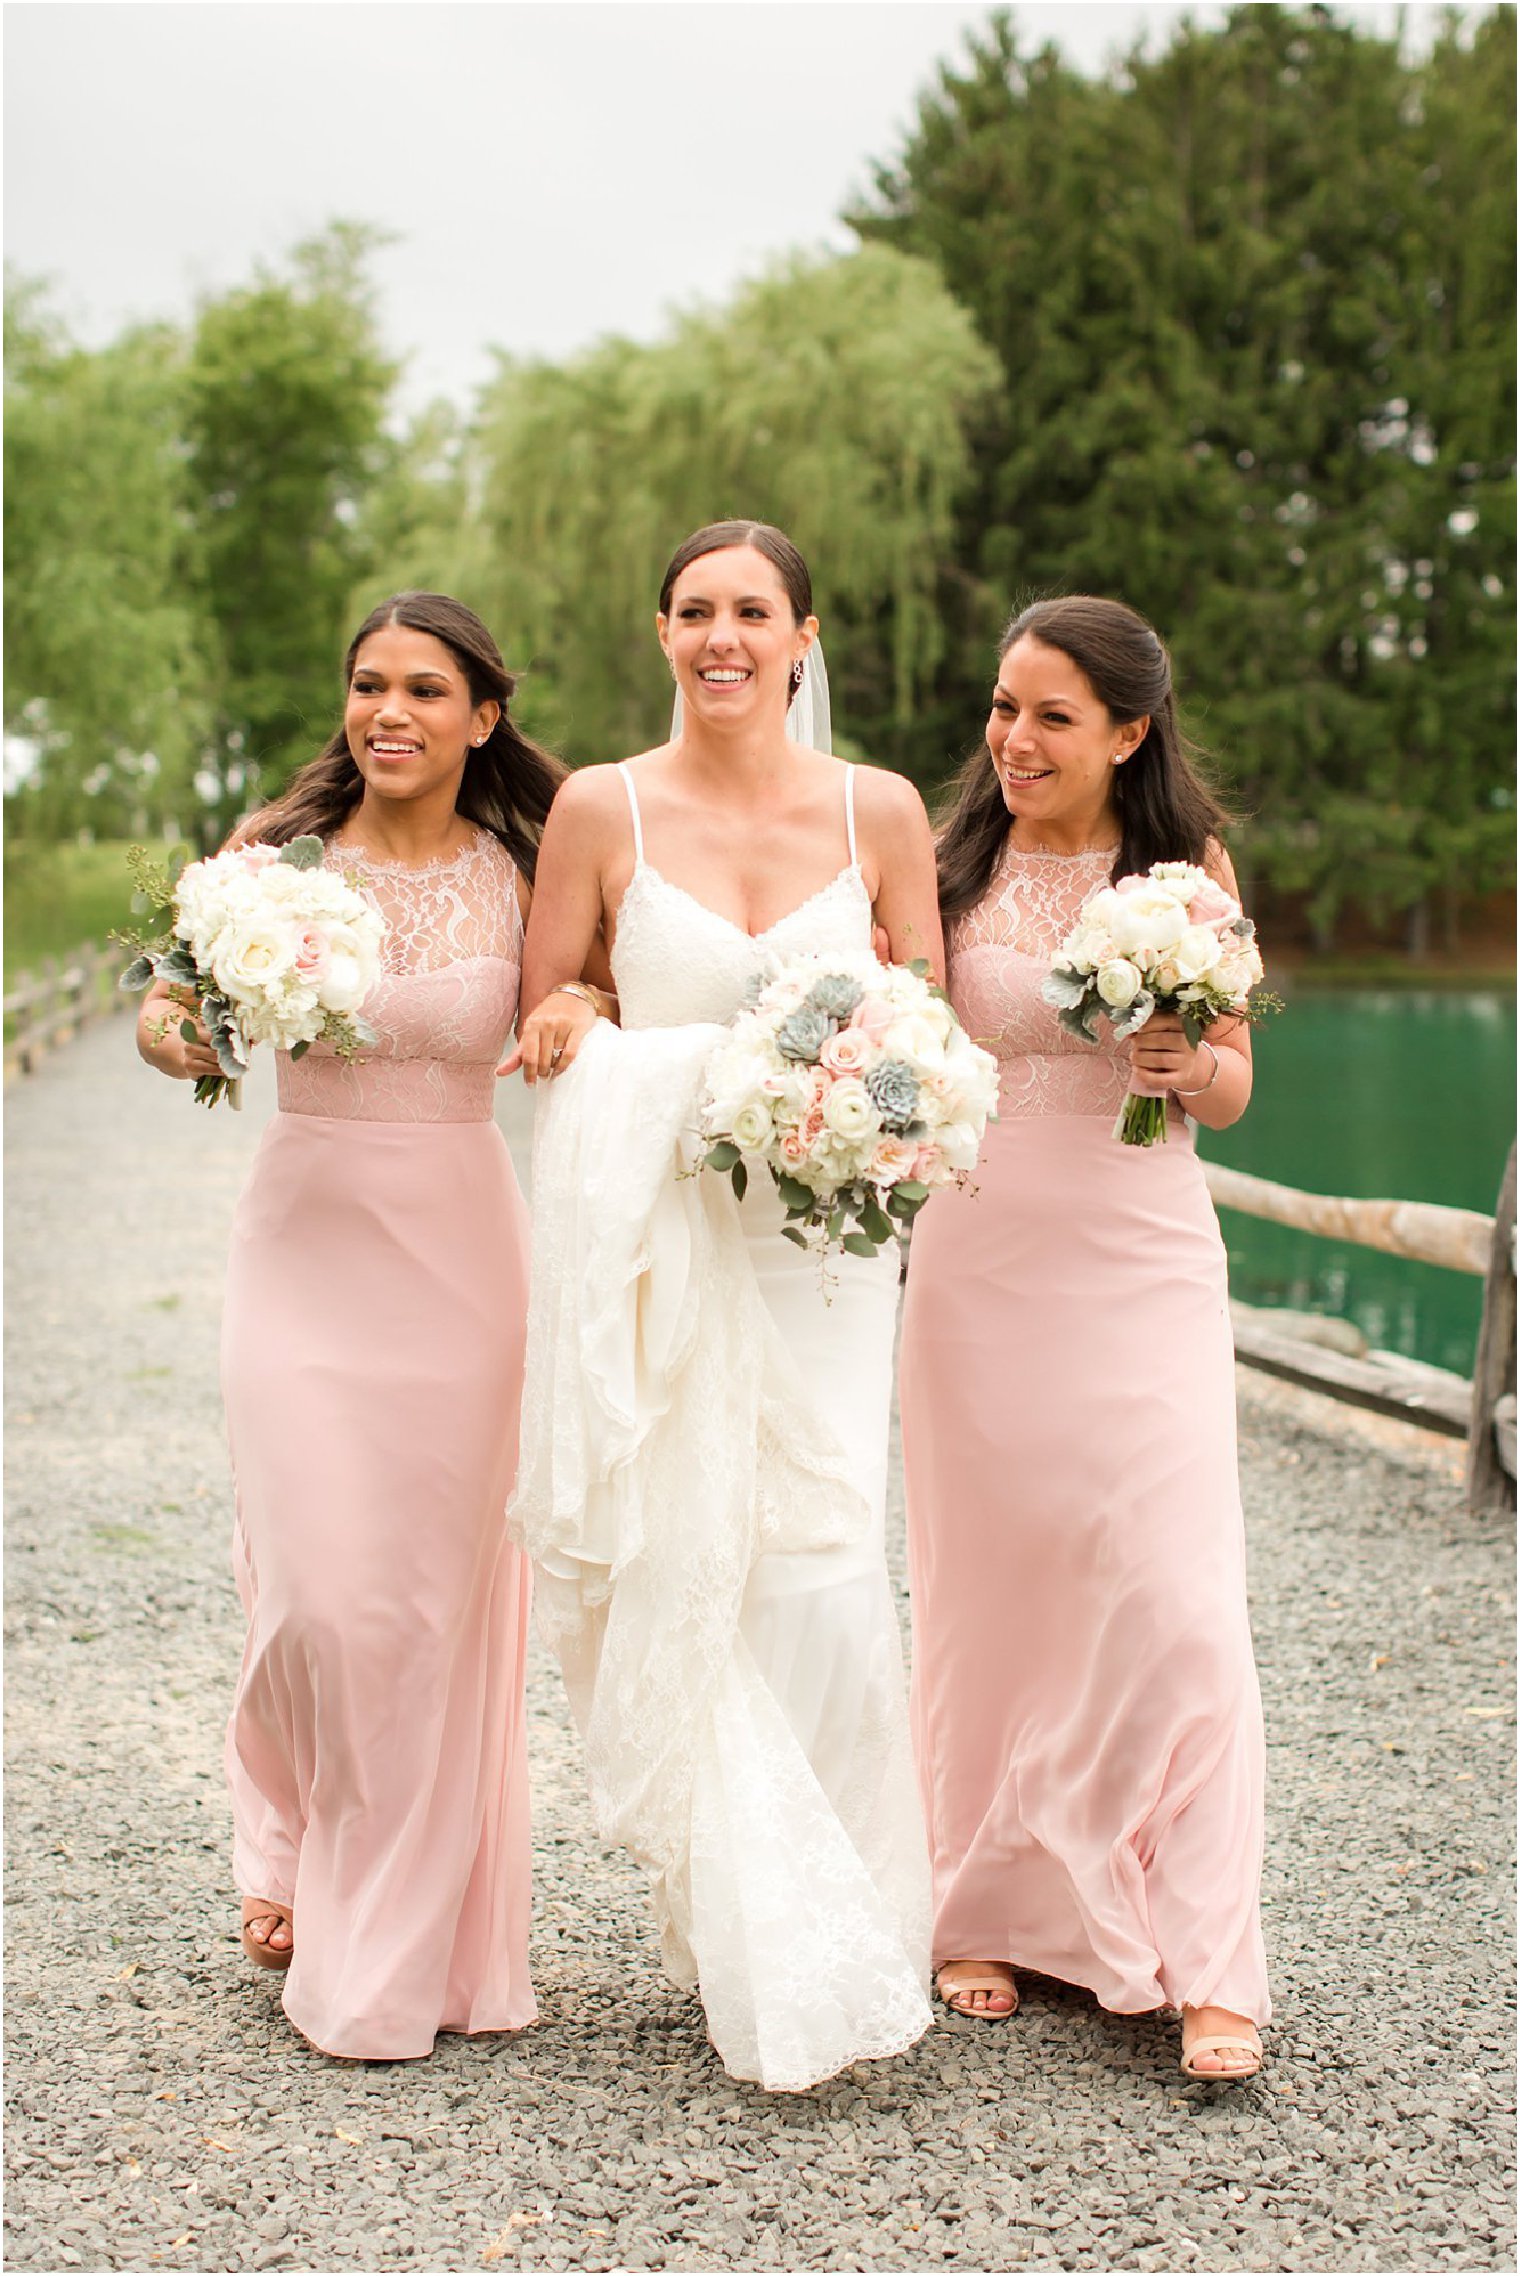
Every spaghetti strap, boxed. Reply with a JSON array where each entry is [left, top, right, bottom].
[[844, 764, 859, 868], [618, 762, 645, 866]]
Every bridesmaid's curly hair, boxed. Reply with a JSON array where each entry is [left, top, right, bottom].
[[935, 596, 1232, 919], [236, 594, 566, 882]]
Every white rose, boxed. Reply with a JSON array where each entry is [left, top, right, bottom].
[[1171, 925, 1224, 984], [211, 918, 299, 1005], [318, 950, 371, 1017], [1107, 887, 1190, 958], [821, 1078, 881, 1145], [731, 1099, 774, 1153], [935, 1120, 983, 1172], [1095, 959, 1142, 1009]]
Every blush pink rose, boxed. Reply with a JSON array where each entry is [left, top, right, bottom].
[[1187, 878, 1236, 925], [870, 1136, 920, 1185], [800, 1107, 827, 1148], [821, 1027, 873, 1076], [777, 1126, 812, 1169], [912, 1144, 941, 1182], [238, 844, 282, 872], [850, 996, 895, 1046], [293, 927, 330, 979]]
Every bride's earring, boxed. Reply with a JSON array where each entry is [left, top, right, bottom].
[[790, 659, 805, 694]]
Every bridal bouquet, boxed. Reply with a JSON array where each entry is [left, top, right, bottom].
[[119, 837, 384, 1108], [1042, 859, 1271, 1147], [700, 953, 999, 1260]]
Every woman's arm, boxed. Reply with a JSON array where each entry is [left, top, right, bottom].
[[1126, 841, 1254, 1131], [501, 770, 622, 1084], [856, 768, 946, 986]]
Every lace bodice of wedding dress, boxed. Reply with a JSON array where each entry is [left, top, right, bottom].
[[949, 836, 1166, 1122], [276, 829, 522, 1122], [610, 763, 873, 1026]]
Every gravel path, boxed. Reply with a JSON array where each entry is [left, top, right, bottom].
[[5, 1015, 1515, 2275]]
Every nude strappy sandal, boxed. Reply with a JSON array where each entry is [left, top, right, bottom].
[[1180, 2029, 1261, 2080], [240, 1897, 293, 1971], [935, 1962, 1019, 2019]]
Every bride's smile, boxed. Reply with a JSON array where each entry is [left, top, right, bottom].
[[658, 543, 813, 726]]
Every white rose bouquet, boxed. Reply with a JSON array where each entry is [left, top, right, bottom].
[[1042, 859, 1274, 1146], [119, 837, 385, 1108], [700, 952, 999, 1260]]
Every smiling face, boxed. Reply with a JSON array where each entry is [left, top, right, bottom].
[[657, 544, 816, 732], [344, 624, 499, 804], [987, 636, 1147, 845]]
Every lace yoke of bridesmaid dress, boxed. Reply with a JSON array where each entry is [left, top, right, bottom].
[[949, 841, 1143, 1122], [276, 829, 522, 1123]]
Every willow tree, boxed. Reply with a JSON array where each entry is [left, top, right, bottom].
[[465, 247, 1000, 780], [4, 278, 212, 840], [183, 224, 398, 836]]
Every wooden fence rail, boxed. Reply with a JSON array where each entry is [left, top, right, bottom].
[[3, 942, 133, 1078], [1205, 1153, 1516, 1512], [1201, 1162, 1493, 1277]]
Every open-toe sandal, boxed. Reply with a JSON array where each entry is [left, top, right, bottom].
[[935, 1962, 1018, 2020], [240, 1897, 293, 1971]]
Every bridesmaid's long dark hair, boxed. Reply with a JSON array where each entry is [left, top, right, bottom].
[[935, 596, 1232, 919], [238, 593, 566, 881]]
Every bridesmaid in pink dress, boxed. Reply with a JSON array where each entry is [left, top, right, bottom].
[[136, 594, 599, 2059], [899, 595, 1269, 2081]]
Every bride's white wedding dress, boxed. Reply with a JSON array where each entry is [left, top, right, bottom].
[[513, 763, 932, 2090]]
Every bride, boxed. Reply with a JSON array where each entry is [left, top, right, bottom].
[[508, 520, 941, 2089]]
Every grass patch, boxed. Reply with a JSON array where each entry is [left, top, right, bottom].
[[3, 838, 186, 988]]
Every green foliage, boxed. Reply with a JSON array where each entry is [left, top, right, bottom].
[[4, 278, 212, 837], [463, 248, 999, 775], [848, 5, 1516, 942], [183, 223, 400, 834], [2, 839, 164, 984]]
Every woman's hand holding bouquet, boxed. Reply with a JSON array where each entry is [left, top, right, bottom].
[[122, 837, 385, 1108], [1042, 860, 1275, 1146]]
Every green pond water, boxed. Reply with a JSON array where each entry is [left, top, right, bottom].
[[1197, 989, 1516, 1377]]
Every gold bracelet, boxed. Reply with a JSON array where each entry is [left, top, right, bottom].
[[1175, 1039, 1220, 1096], [546, 982, 607, 1017]]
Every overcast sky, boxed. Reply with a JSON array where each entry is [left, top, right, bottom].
[[5, 2, 1460, 415]]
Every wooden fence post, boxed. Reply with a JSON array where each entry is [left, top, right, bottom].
[[1467, 1141, 1517, 1515]]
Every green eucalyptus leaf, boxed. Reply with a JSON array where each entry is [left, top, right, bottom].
[[860, 1199, 894, 1245], [780, 1225, 810, 1250], [706, 1140, 741, 1172], [777, 1173, 814, 1212], [842, 1231, 880, 1260], [179, 1018, 198, 1044], [731, 1160, 748, 1203], [289, 1039, 311, 1061]]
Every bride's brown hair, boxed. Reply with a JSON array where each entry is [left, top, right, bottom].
[[658, 521, 813, 623], [935, 595, 1232, 919], [237, 593, 566, 880]]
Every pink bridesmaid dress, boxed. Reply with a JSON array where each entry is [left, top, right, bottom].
[[899, 837, 1269, 2026], [219, 828, 536, 2058]]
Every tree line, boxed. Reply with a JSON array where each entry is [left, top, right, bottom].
[[5, 5, 1513, 951]]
